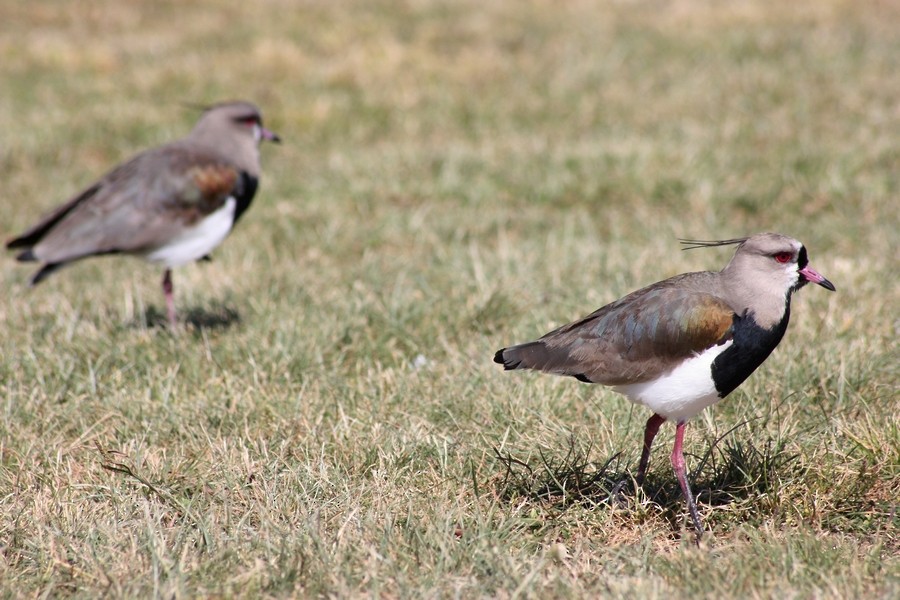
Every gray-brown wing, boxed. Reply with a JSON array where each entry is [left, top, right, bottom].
[[8, 144, 241, 265], [495, 280, 736, 385], [6, 182, 103, 252]]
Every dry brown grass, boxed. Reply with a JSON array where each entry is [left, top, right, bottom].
[[1, 0, 898, 597]]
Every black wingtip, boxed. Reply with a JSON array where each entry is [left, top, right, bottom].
[[7, 234, 33, 250], [493, 349, 507, 366]]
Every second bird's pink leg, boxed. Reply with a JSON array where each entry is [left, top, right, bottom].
[[162, 269, 177, 328]]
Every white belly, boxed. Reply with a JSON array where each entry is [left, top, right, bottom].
[[613, 340, 732, 421], [145, 198, 236, 267]]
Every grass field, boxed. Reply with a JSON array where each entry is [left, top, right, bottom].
[[1, 0, 898, 597]]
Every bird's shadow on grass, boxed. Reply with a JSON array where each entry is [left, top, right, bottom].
[[490, 431, 797, 530], [138, 303, 242, 333]]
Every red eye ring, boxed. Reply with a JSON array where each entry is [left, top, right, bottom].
[[774, 252, 793, 264]]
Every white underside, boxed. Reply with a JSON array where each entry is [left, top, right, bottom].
[[145, 198, 236, 268], [613, 340, 733, 421]]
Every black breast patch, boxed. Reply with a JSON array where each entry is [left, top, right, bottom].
[[233, 172, 259, 225], [711, 298, 792, 398]]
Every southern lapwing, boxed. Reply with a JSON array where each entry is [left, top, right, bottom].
[[6, 101, 280, 328], [494, 233, 835, 537]]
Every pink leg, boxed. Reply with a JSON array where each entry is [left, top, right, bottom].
[[162, 269, 177, 328], [636, 413, 666, 486], [671, 420, 704, 537]]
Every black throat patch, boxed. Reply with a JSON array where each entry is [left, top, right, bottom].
[[710, 297, 792, 398], [233, 172, 259, 225]]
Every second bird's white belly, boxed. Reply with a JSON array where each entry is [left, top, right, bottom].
[[145, 198, 236, 268], [613, 340, 733, 421]]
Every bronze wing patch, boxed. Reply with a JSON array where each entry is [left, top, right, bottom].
[[534, 286, 737, 385], [184, 164, 239, 212]]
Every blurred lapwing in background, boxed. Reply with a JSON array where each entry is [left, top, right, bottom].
[[6, 101, 280, 328]]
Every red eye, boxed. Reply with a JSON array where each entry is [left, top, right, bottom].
[[236, 115, 260, 126], [774, 252, 792, 263]]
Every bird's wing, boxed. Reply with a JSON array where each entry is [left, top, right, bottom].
[[7, 144, 244, 264], [496, 279, 736, 385], [6, 182, 103, 251]]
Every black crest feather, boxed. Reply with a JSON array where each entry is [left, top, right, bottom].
[[679, 237, 749, 251]]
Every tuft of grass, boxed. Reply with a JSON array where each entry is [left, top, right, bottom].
[[1, 0, 898, 597]]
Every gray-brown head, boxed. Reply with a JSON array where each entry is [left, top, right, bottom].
[[187, 101, 281, 176], [682, 232, 835, 328]]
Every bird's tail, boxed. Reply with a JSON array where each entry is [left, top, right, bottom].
[[494, 341, 593, 383], [494, 341, 553, 371]]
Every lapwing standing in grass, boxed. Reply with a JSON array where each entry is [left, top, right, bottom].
[[494, 233, 835, 537], [6, 101, 281, 328]]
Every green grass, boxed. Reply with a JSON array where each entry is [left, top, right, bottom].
[[1, 0, 898, 597]]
